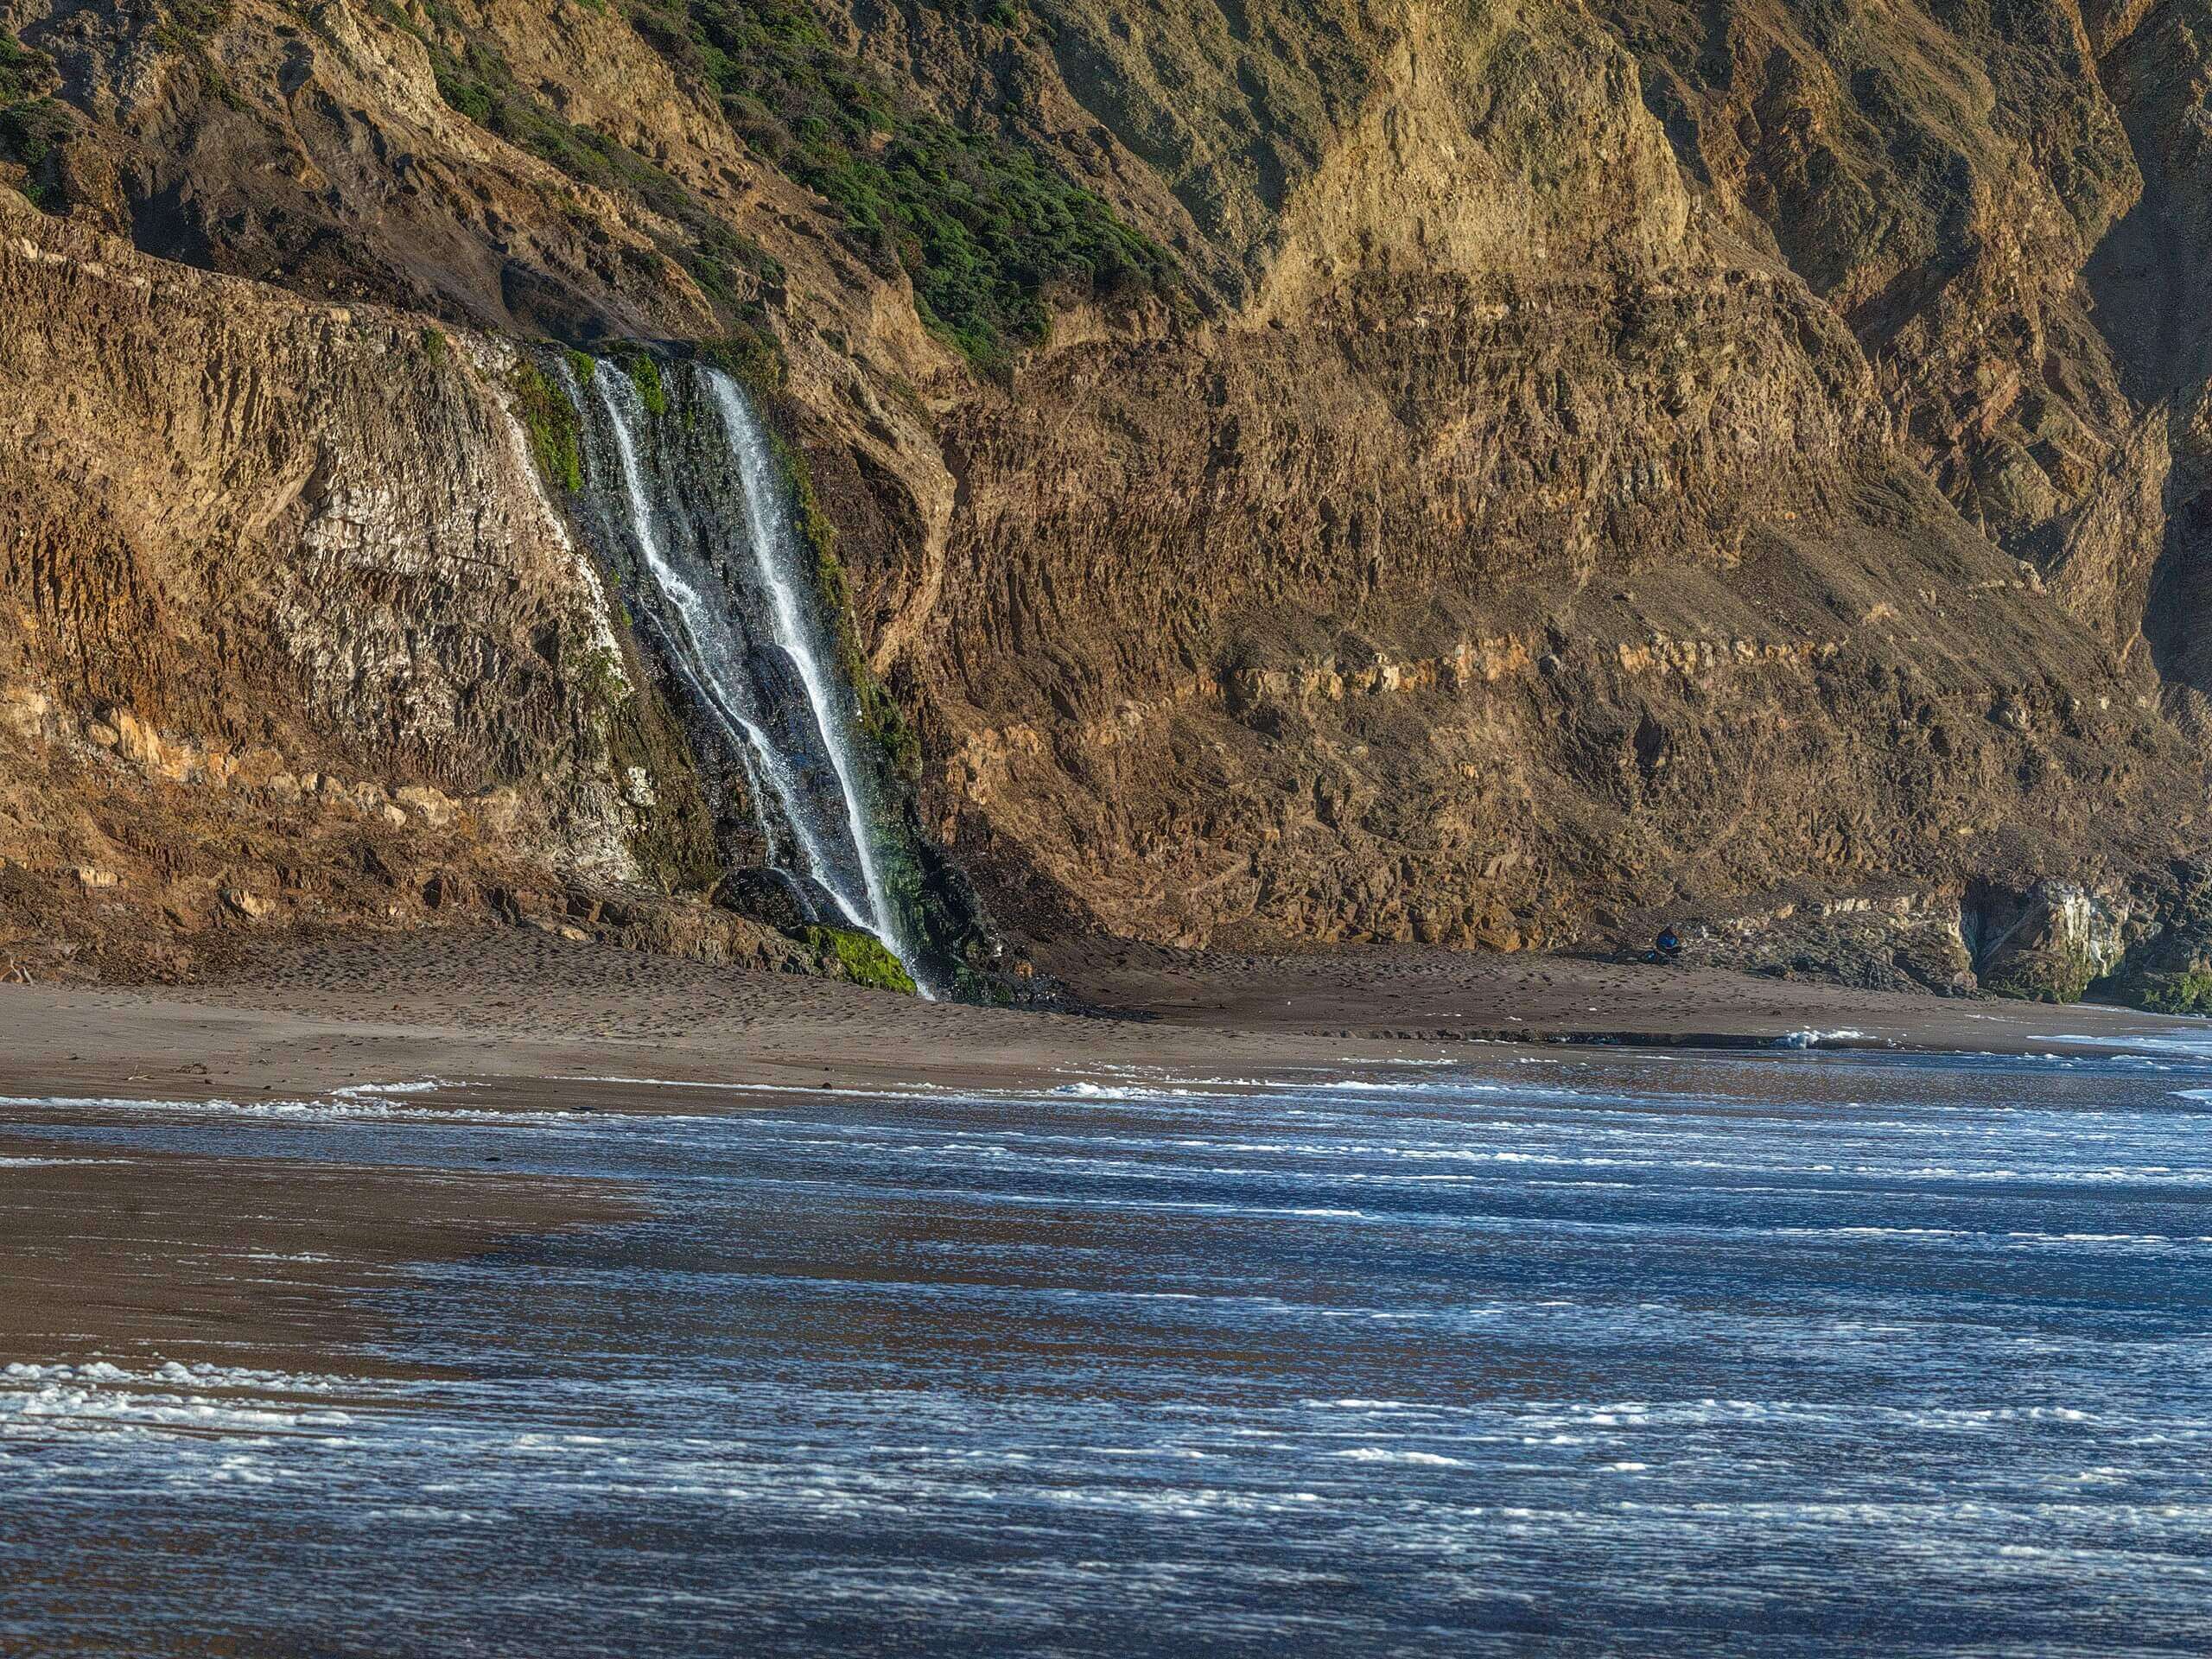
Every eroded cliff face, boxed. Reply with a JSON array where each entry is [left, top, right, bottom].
[[5, 0, 2212, 995], [0, 194, 816, 978], [899, 0, 2211, 955]]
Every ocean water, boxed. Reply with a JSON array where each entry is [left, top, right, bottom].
[[3, 1048, 2210, 1655]]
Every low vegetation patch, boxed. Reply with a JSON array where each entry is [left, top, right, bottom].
[[380, 3, 784, 319], [623, 0, 1175, 367], [511, 362, 584, 492], [149, 0, 236, 54], [699, 322, 786, 394], [625, 352, 669, 417], [0, 29, 69, 213]]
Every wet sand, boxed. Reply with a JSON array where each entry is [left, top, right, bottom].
[[3, 927, 2202, 1107], [3, 926, 2197, 1367], [0, 1128, 632, 1372]]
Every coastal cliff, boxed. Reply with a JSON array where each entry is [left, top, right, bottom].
[[5, 0, 2212, 1005]]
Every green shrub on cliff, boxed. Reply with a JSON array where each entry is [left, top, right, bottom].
[[410, 16, 782, 315], [623, 0, 1173, 367], [149, 0, 235, 54], [0, 29, 69, 213], [0, 30, 41, 102]]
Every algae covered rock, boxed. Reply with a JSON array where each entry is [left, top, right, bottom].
[[804, 925, 918, 995], [2102, 871, 2212, 1015], [2123, 967, 2212, 1017]]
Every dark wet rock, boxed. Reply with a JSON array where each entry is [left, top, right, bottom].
[[714, 867, 841, 933]]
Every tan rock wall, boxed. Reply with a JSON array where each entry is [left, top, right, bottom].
[[5, 0, 2212, 981], [0, 199, 683, 975]]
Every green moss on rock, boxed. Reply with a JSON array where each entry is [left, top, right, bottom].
[[626, 353, 669, 417], [2127, 969, 2212, 1016], [700, 322, 786, 395], [804, 924, 918, 994], [511, 362, 583, 492]]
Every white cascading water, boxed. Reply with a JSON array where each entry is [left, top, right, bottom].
[[575, 360, 931, 995], [697, 367, 927, 988], [579, 366, 856, 920]]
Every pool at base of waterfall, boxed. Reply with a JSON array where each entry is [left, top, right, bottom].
[[4, 1050, 2211, 1656]]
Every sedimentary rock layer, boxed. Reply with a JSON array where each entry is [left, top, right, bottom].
[[3, 0, 2211, 994]]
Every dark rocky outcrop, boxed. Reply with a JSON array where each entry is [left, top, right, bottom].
[[715, 867, 838, 932]]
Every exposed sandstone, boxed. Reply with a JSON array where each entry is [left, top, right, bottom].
[[4, 0, 2212, 1004], [0, 194, 719, 977]]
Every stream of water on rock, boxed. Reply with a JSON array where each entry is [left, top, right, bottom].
[[575, 359, 928, 992], [4, 1046, 2210, 1654]]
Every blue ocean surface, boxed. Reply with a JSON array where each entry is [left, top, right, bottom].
[[3, 1046, 2210, 1655]]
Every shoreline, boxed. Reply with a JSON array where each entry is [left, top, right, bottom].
[[3, 928, 2206, 1109], [7, 924, 2209, 1544]]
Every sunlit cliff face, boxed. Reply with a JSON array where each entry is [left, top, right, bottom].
[[3, 0, 2212, 994]]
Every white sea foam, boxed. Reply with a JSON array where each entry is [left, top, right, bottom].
[[1332, 1447, 1468, 1467], [2039, 1031, 2212, 1058], [0, 1359, 387, 1440], [0, 1089, 589, 1127], [1049, 1082, 1198, 1101], [1775, 1029, 1874, 1049]]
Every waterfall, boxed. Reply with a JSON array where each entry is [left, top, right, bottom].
[[696, 368, 923, 986], [570, 359, 932, 996]]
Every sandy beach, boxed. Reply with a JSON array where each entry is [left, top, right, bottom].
[[3, 928, 2201, 1109]]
